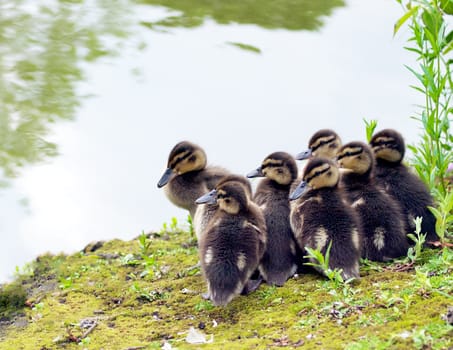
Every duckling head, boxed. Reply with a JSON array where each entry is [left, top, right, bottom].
[[157, 141, 207, 188], [196, 182, 248, 215], [216, 174, 253, 199], [296, 129, 342, 160], [289, 158, 339, 200], [247, 152, 298, 186], [369, 129, 405, 163], [336, 142, 374, 175]]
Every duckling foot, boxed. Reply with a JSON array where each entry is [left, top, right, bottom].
[[241, 277, 263, 295]]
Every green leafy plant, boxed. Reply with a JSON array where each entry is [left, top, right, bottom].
[[414, 267, 433, 293], [304, 241, 355, 288], [120, 253, 140, 266], [130, 283, 168, 302], [257, 285, 277, 301], [58, 276, 74, 290], [58, 272, 80, 290], [170, 217, 178, 231], [363, 118, 378, 142], [187, 214, 194, 237], [139, 254, 159, 279], [394, 0, 453, 243], [78, 337, 91, 346], [377, 290, 403, 308], [128, 232, 163, 279], [32, 302, 45, 311], [429, 188, 453, 242], [138, 230, 152, 256], [194, 299, 214, 311], [160, 216, 183, 235], [407, 216, 427, 263]]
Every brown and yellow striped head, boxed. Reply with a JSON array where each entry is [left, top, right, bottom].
[[303, 157, 340, 189], [216, 174, 253, 199], [196, 181, 249, 215], [157, 141, 207, 188], [289, 157, 339, 200], [336, 142, 374, 175], [296, 129, 342, 160], [370, 129, 405, 163], [248, 152, 298, 185]]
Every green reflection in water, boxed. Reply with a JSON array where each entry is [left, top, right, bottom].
[[0, 0, 345, 183], [226, 42, 261, 54], [0, 0, 132, 182], [138, 0, 345, 31]]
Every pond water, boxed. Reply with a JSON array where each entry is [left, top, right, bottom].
[[0, 0, 426, 281]]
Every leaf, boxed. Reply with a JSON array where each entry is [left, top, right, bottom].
[[442, 37, 453, 54], [226, 42, 262, 54], [363, 118, 378, 142], [404, 65, 425, 85], [394, 6, 419, 36], [409, 85, 426, 95], [404, 46, 423, 54]]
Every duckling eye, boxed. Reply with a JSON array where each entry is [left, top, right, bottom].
[[224, 198, 231, 204], [277, 169, 283, 174], [188, 155, 196, 162]]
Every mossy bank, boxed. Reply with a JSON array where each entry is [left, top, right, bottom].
[[0, 223, 452, 350]]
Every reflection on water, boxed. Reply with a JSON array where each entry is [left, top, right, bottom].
[[0, 0, 132, 182], [138, 0, 345, 31], [0, 0, 344, 184]]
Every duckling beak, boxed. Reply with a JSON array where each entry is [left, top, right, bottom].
[[246, 167, 264, 178], [195, 189, 217, 205], [157, 168, 173, 188], [295, 149, 312, 160], [289, 181, 308, 201]]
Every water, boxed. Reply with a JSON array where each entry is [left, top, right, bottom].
[[0, 0, 426, 281]]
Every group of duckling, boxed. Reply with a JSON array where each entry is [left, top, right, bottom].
[[157, 129, 437, 307]]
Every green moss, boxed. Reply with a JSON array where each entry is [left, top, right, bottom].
[[0, 229, 451, 349], [0, 284, 27, 318]]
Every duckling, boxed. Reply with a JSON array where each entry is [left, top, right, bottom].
[[289, 158, 361, 280], [370, 129, 437, 244], [296, 129, 342, 160], [195, 181, 266, 306], [337, 142, 409, 261], [193, 174, 254, 243], [157, 140, 229, 219], [247, 152, 298, 286]]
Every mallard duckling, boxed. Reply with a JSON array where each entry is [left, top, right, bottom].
[[193, 174, 254, 243], [337, 142, 409, 261], [370, 129, 437, 244], [296, 129, 342, 160], [247, 152, 298, 286], [289, 158, 361, 280], [195, 180, 266, 306], [157, 141, 229, 219]]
